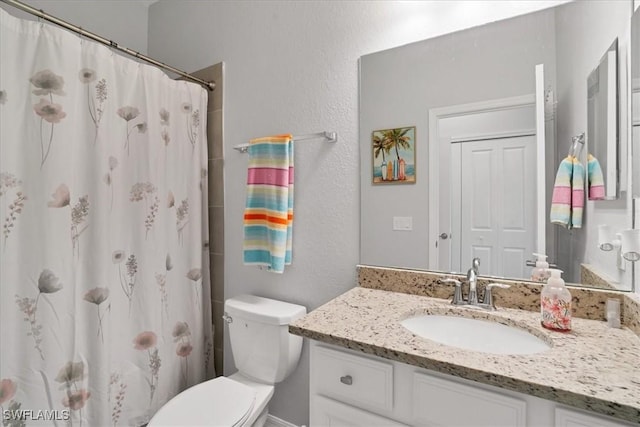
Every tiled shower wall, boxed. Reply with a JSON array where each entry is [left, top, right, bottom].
[[192, 63, 224, 376]]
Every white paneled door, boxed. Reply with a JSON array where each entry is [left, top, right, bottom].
[[456, 135, 536, 278]]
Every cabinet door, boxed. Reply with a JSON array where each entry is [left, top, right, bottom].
[[412, 372, 527, 426], [556, 407, 637, 427], [310, 395, 408, 427]]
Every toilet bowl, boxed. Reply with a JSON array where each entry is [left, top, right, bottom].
[[149, 295, 306, 427], [148, 374, 273, 427]]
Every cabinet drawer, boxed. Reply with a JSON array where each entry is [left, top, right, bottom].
[[311, 395, 408, 427], [556, 407, 637, 427], [312, 345, 393, 412], [412, 371, 526, 426]]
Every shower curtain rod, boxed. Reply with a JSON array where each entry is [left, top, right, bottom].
[[0, 0, 216, 91]]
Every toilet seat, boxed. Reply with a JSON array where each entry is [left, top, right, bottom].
[[149, 376, 256, 427]]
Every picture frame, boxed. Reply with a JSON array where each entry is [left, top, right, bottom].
[[372, 126, 416, 184]]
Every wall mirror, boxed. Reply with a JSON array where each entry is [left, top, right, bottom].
[[632, 8, 640, 207], [360, 0, 635, 291], [587, 39, 619, 201]]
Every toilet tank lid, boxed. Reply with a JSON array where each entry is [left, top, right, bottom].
[[225, 295, 307, 325]]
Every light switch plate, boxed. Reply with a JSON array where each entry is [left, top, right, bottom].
[[393, 216, 413, 231]]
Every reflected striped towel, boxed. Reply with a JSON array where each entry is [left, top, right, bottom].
[[550, 156, 584, 229], [571, 158, 584, 228], [587, 154, 605, 200], [243, 134, 294, 273]]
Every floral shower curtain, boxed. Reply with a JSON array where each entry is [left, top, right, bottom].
[[0, 8, 213, 427]]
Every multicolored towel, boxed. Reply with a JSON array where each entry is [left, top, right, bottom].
[[243, 134, 294, 273], [550, 156, 584, 229], [571, 159, 585, 228], [587, 154, 605, 200]]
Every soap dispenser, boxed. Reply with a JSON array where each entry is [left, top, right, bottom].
[[531, 253, 550, 283], [540, 269, 572, 332]]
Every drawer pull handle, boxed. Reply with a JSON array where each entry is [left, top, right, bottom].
[[340, 375, 353, 385]]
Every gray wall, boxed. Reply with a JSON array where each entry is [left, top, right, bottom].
[[360, 8, 557, 271], [147, 1, 567, 425], [0, 0, 150, 54]]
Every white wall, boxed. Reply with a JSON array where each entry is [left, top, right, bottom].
[[148, 1, 571, 424], [0, 0, 150, 54]]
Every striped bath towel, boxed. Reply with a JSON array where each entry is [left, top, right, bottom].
[[550, 156, 584, 229], [587, 154, 605, 200], [243, 134, 294, 273]]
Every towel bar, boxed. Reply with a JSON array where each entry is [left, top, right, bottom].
[[233, 131, 337, 153]]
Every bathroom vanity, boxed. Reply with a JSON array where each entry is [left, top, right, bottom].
[[308, 342, 632, 427], [290, 285, 640, 426]]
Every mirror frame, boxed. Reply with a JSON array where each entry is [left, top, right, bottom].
[[587, 38, 620, 201], [631, 9, 640, 200]]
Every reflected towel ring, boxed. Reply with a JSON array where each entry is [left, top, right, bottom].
[[621, 229, 640, 262]]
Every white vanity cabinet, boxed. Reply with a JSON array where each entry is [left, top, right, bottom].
[[309, 341, 636, 427]]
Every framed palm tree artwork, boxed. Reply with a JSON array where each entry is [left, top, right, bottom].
[[372, 126, 416, 184]]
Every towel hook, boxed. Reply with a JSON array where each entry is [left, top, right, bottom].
[[569, 132, 585, 157]]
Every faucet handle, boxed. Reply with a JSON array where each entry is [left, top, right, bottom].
[[486, 283, 510, 289], [440, 278, 464, 305], [483, 283, 510, 309]]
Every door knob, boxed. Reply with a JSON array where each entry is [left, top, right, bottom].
[[439, 233, 450, 240]]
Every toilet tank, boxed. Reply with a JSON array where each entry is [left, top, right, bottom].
[[225, 295, 306, 384]]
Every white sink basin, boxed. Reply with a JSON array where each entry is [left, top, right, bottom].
[[401, 315, 551, 355]]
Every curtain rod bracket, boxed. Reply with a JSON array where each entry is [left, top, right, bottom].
[[324, 131, 338, 143]]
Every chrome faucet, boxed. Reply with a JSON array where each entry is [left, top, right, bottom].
[[466, 258, 480, 305], [440, 258, 510, 310]]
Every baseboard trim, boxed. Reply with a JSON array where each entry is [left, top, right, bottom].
[[265, 414, 302, 427]]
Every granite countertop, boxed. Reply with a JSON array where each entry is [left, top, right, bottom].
[[289, 287, 640, 424]]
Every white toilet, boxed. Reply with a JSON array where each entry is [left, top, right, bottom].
[[149, 295, 306, 427]]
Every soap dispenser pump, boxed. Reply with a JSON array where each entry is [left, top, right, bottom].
[[540, 269, 572, 332], [531, 253, 551, 283]]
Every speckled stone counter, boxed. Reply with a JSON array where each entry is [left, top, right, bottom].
[[357, 265, 639, 328], [581, 263, 619, 290], [290, 287, 640, 424], [625, 293, 640, 337]]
